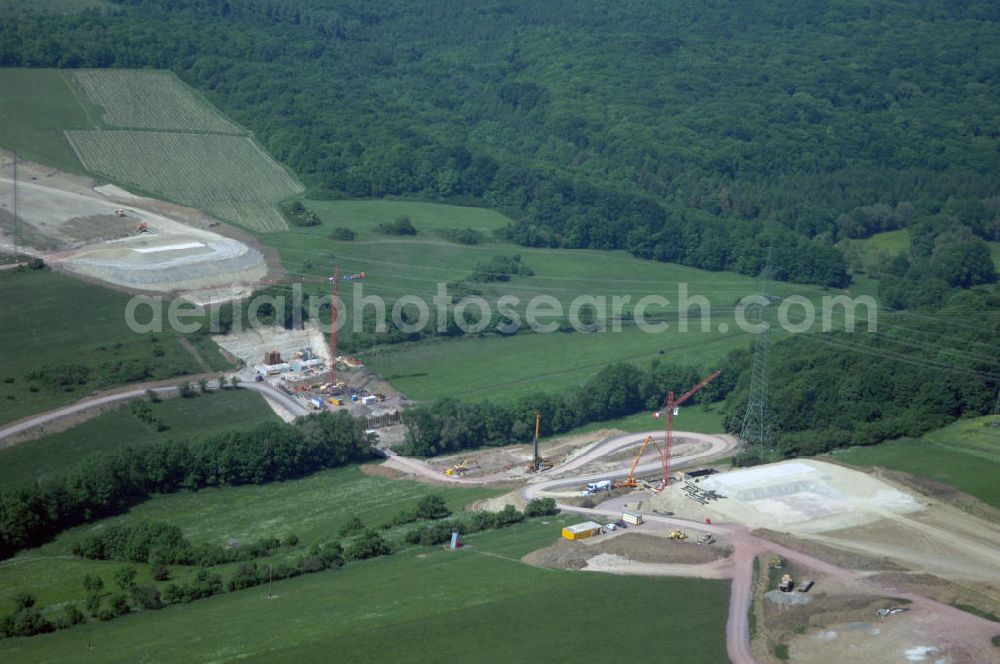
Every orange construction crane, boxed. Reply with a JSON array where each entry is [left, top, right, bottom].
[[623, 435, 660, 487], [654, 370, 721, 490]]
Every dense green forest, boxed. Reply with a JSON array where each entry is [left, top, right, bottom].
[[1, 0, 998, 461], [2, 0, 999, 287]]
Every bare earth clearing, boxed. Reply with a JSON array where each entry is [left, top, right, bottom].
[[0, 151, 269, 302], [380, 431, 1000, 664]]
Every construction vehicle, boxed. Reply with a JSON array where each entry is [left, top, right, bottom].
[[696, 533, 715, 545], [667, 529, 688, 540], [877, 607, 908, 617], [586, 480, 612, 494], [779, 574, 795, 592], [623, 435, 658, 488], [526, 413, 553, 472], [134, 221, 150, 234], [768, 556, 785, 569], [115, 209, 127, 217], [444, 459, 471, 476]]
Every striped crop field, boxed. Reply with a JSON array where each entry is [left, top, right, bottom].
[[65, 130, 303, 232], [73, 70, 242, 133]]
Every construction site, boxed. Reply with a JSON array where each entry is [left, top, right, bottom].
[[0, 151, 270, 304]]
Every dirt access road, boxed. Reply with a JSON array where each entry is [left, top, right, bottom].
[[385, 432, 1000, 664], [0, 378, 307, 446]]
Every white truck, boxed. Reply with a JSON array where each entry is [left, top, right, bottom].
[[586, 479, 612, 494]]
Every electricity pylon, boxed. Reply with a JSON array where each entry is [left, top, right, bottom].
[[738, 250, 774, 459]]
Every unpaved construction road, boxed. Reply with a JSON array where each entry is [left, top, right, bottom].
[[386, 432, 1000, 664], [0, 378, 306, 445]]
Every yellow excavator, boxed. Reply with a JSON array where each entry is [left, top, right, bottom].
[[667, 529, 688, 540]]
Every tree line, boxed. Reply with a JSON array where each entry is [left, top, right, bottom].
[[0, 411, 373, 560], [401, 360, 732, 456]]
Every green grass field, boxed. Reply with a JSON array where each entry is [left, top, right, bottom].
[[1, 513, 730, 664], [0, 465, 503, 612], [0, 389, 277, 488], [0, 269, 229, 425], [265, 200, 835, 402], [830, 416, 1000, 508], [850, 229, 1000, 272], [0, 69, 102, 172], [564, 404, 725, 436]]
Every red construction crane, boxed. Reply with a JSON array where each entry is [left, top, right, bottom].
[[654, 370, 721, 490]]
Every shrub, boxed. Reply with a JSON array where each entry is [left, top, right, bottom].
[[524, 497, 558, 517], [415, 494, 451, 520], [329, 227, 355, 241], [439, 227, 483, 245], [109, 594, 131, 617], [493, 504, 525, 527], [112, 566, 137, 591], [150, 562, 170, 582], [376, 215, 417, 235], [339, 515, 365, 536], [130, 584, 162, 610], [62, 604, 85, 626], [345, 530, 390, 561], [1, 606, 54, 637], [227, 563, 260, 592]]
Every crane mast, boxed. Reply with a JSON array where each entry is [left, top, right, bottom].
[[657, 370, 721, 490]]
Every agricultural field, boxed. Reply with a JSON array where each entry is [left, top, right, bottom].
[[0, 389, 277, 489], [0, 504, 729, 664], [0, 268, 228, 425], [65, 130, 302, 232], [0, 69, 102, 172], [0, 68, 302, 232], [264, 200, 838, 403], [0, 465, 502, 614], [830, 416, 1000, 509], [73, 70, 242, 134]]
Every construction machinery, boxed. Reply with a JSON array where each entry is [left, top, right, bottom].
[[327, 266, 366, 393], [623, 435, 659, 488], [134, 221, 150, 234], [696, 533, 715, 545], [444, 459, 472, 476], [115, 209, 127, 217], [779, 573, 795, 592], [768, 556, 785, 569], [653, 370, 721, 490], [526, 413, 552, 472], [667, 529, 688, 540]]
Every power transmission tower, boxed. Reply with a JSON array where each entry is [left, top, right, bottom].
[[11, 152, 19, 260], [738, 249, 774, 459]]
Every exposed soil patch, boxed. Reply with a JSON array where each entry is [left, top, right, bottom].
[[523, 532, 727, 571], [865, 571, 1000, 621], [751, 528, 907, 572], [359, 463, 407, 480]]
